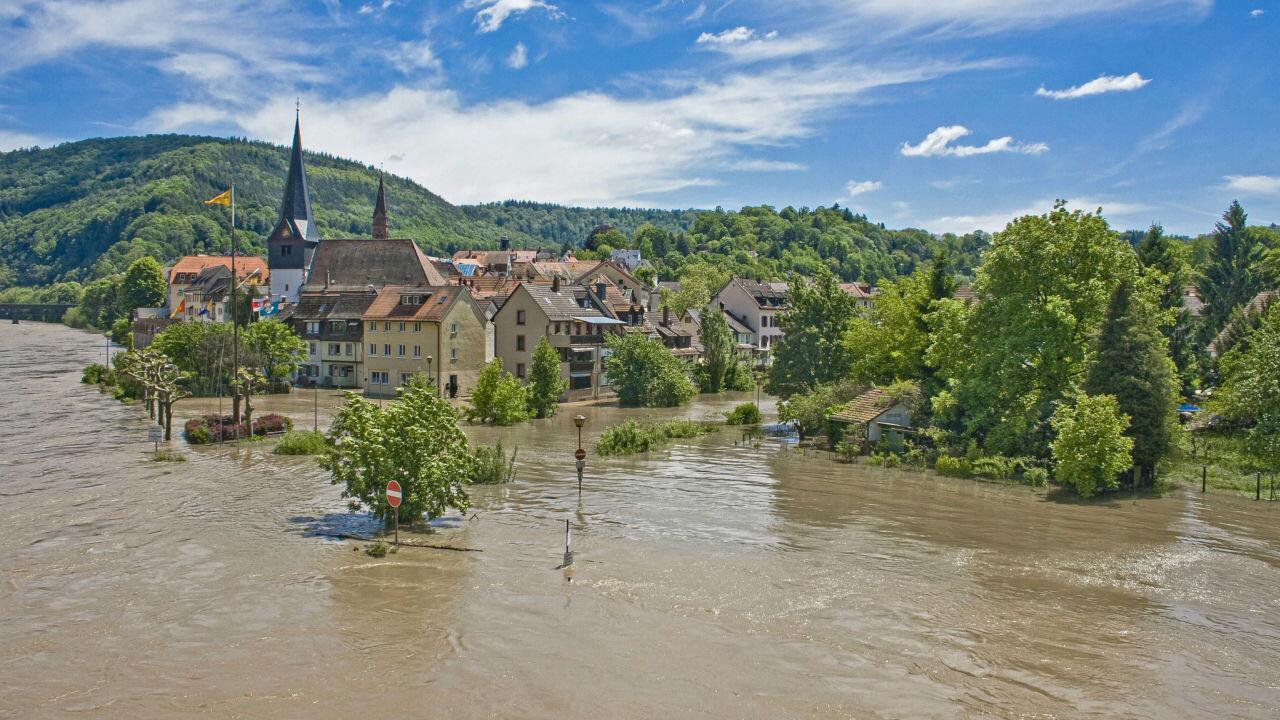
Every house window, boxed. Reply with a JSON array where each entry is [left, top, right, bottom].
[[413, 345, 421, 358], [399, 322, 406, 332], [397, 345, 405, 357], [369, 344, 377, 355], [282, 245, 292, 257], [451, 348, 457, 361], [383, 322, 390, 332], [329, 343, 340, 355], [383, 344, 391, 356], [345, 343, 352, 356], [309, 341, 316, 355], [329, 321, 343, 333], [368, 322, 376, 332], [307, 322, 320, 334], [450, 322, 457, 336], [516, 363, 526, 379], [400, 373, 414, 386], [414, 322, 421, 332], [516, 309, 526, 325], [516, 335, 525, 351]]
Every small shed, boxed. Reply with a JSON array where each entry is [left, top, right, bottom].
[[829, 388, 913, 450]]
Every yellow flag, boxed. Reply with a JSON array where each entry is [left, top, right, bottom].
[[204, 188, 232, 206]]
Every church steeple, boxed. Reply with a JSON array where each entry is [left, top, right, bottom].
[[372, 170, 389, 240], [272, 109, 319, 246]]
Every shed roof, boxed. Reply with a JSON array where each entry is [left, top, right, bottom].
[[829, 388, 896, 424]]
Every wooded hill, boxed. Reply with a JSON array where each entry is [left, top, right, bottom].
[[0, 134, 988, 290]]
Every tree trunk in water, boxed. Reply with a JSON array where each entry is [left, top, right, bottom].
[[163, 399, 173, 441], [242, 394, 254, 436], [157, 393, 166, 430], [231, 391, 242, 428], [147, 388, 155, 419]]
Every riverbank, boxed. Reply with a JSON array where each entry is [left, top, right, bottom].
[[4, 321, 1280, 719]]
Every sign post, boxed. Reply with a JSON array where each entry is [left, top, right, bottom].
[[148, 425, 163, 452], [386, 480, 402, 546]]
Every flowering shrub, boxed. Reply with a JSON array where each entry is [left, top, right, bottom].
[[184, 413, 294, 444]]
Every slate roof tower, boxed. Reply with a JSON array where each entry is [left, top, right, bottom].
[[268, 110, 320, 304], [372, 171, 389, 240]]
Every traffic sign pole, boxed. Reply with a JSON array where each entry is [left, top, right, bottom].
[[385, 480, 403, 546]]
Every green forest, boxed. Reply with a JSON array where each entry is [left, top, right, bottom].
[[1, 134, 991, 296]]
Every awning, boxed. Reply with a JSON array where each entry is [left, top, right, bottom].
[[573, 316, 626, 325]]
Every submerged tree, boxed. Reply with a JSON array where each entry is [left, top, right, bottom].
[[323, 377, 475, 525], [469, 359, 529, 425], [526, 337, 566, 419], [1050, 394, 1134, 499], [604, 332, 696, 407], [698, 307, 735, 393], [767, 267, 857, 398], [1084, 281, 1179, 487]]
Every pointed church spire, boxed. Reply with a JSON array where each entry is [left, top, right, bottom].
[[274, 108, 319, 245], [372, 170, 389, 240]]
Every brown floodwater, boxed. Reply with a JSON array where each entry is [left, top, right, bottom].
[[2, 321, 1279, 719]]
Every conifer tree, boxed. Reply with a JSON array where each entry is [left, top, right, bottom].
[[1200, 201, 1263, 342], [1084, 281, 1178, 486]]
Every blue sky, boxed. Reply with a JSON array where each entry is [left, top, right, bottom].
[[0, 0, 1276, 235]]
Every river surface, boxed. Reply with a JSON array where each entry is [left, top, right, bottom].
[[2, 322, 1279, 719]]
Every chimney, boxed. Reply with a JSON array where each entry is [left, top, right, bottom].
[[662, 305, 670, 327], [552, 276, 561, 293]]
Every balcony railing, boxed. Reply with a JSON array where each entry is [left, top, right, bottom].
[[568, 361, 595, 374], [569, 333, 605, 344]]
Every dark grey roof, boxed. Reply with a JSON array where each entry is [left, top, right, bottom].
[[304, 238, 446, 290], [517, 283, 606, 322], [291, 290, 378, 321], [272, 114, 320, 245], [729, 278, 787, 306]]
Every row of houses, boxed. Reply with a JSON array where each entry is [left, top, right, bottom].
[[142, 113, 960, 402]]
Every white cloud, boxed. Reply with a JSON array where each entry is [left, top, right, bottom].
[[685, 3, 706, 22], [506, 42, 528, 69], [1251, 9, 1264, 17], [694, 26, 825, 62], [846, 179, 882, 197], [901, 125, 1047, 158], [391, 40, 442, 74], [1036, 72, 1150, 100], [821, 0, 1211, 35], [170, 60, 972, 206], [925, 198, 1151, 234], [725, 159, 805, 171], [1223, 175, 1280, 196], [0, 129, 51, 151], [465, 0, 561, 33]]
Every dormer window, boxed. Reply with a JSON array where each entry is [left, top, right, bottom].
[[400, 294, 425, 306]]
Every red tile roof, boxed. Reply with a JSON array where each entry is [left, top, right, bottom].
[[169, 255, 268, 285]]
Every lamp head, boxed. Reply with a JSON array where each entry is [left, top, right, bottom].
[[573, 414, 586, 429]]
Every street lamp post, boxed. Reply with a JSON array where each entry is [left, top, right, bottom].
[[573, 414, 586, 495], [426, 355, 434, 396]]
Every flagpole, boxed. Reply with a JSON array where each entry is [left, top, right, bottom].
[[231, 183, 239, 401]]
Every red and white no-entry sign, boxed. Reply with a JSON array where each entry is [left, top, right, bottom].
[[386, 480, 402, 508]]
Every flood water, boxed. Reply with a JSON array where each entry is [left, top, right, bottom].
[[2, 322, 1279, 719]]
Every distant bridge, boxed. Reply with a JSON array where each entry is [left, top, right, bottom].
[[0, 303, 75, 322]]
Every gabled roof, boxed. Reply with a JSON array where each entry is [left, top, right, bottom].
[[830, 388, 896, 424], [1209, 289, 1279, 356], [721, 277, 787, 307], [571, 259, 646, 290], [838, 282, 872, 299], [304, 238, 446, 290], [169, 255, 268, 285], [363, 285, 470, 322], [496, 283, 606, 323], [291, 290, 378, 321]]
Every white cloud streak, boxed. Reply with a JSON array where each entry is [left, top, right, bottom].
[[694, 26, 826, 62], [1223, 175, 1280, 196], [820, 0, 1211, 35], [846, 179, 882, 197], [180, 60, 974, 206], [464, 0, 561, 33], [1036, 72, 1150, 100], [901, 125, 1047, 158], [925, 198, 1152, 234], [506, 42, 528, 69]]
